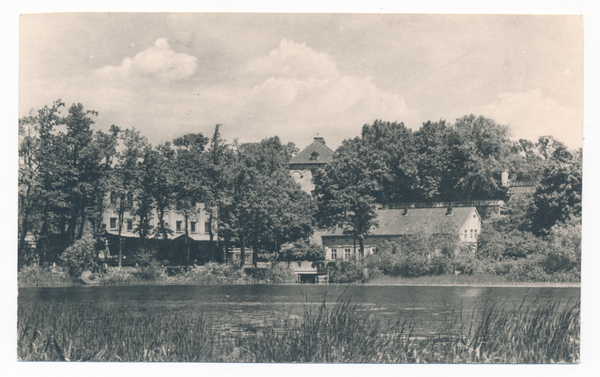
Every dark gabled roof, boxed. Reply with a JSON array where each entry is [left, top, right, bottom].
[[323, 207, 479, 237], [289, 137, 335, 166]]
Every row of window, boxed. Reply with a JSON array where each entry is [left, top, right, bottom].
[[463, 229, 478, 239], [109, 218, 211, 234], [329, 247, 377, 260]]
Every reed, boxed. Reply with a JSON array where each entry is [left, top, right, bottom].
[[17, 296, 579, 363]]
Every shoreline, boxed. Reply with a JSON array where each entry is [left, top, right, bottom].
[[18, 281, 581, 289]]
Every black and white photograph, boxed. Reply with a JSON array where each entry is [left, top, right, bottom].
[[10, 4, 596, 370]]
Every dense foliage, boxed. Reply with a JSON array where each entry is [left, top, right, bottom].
[[19, 100, 582, 283], [19, 102, 314, 272]]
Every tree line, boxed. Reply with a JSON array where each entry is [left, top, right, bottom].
[[314, 116, 582, 254], [19, 101, 582, 270], [18, 101, 315, 267]]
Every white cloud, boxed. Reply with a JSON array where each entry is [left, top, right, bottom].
[[449, 89, 582, 150], [94, 38, 198, 83], [245, 39, 338, 81], [20, 38, 417, 150]]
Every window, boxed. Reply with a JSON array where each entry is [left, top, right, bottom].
[[126, 218, 133, 232], [176, 221, 182, 233], [372, 248, 378, 255], [474, 229, 478, 239], [190, 221, 197, 233], [464, 230, 468, 239], [310, 151, 320, 161], [331, 249, 337, 260], [110, 217, 117, 229], [344, 249, 351, 259], [244, 254, 250, 260], [205, 221, 211, 235], [470, 229, 473, 239]]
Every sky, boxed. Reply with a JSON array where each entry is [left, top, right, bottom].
[[19, 13, 584, 151]]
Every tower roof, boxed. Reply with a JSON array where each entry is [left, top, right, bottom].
[[289, 137, 335, 166]]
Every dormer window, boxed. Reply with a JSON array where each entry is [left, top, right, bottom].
[[310, 151, 320, 161]]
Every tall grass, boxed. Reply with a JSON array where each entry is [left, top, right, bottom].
[[17, 295, 579, 363]]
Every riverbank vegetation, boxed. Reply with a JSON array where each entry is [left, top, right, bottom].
[[18, 296, 580, 363], [19, 102, 582, 287]]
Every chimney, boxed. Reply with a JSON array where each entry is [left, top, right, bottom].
[[446, 207, 453, 216], [402, 208, 408, 216], [501, 171, 509, 187], [314, 137, 325, 144]]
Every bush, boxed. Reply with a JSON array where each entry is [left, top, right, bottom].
[[132, 247, 165, 281], [59, 234, 100, 279], [244, 264, 295, 283], [328, 261, 366, 283], [18, 265, 70, 287], [279, 241, 326, 261]]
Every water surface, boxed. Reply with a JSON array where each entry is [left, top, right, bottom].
[[19, 284, 580, 336]]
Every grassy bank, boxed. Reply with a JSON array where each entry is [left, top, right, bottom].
[[17, 296, 580, 363], [367, 274, 582, 287], [18, 264, 580, 288], [17, 263, 296, 288]]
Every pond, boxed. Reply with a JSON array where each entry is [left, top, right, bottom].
[[18, 284, 580, 337]]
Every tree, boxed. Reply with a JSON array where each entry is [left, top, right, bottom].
[[413, 120, 453, 200], [58, 103, 104, 241], [204, 125, 235, 261], [530, 150, 582, 235], [133, 144, 158, 241], [172, 133, 209, 264], [313, 137, 382, 256], [18, 100, 66, 263], [147, 142, 176, 240], [279, 240, 326, 261], [444, 115, 512, 200], [222, 137, 315, 267], [109, 128, 149, 267]]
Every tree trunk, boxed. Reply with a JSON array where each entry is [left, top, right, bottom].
[[240, 233, 245, 269], [185, 213, 190, 264], [208, 213, 215, 261], [77, 198, 86, 240], [358, 237, 365, 259], [118, 211, 123, 268]]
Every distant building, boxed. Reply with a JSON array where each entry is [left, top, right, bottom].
[[384, 200, 506, 220], [289, 137, 335, 193], [322, 206, 481, 261], [102, 201, 218, 264]]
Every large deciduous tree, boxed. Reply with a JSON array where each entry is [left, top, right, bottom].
[[109, 128, 148, 267], [313, 137, 382, 256], [172, 133, 210, 264], [18, 100, 65, 263], [530, 150, 582, 235], [223, 137, 315, 267]]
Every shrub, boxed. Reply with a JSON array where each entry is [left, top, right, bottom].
[[244, 264, 295, 283], [279, 240, 326, 261], [398, 253, 430, 277], [59, 234, 100, 279], [132, 247, 165, 281], [328, 261, 366, 283], [18, 265, 70, 287]]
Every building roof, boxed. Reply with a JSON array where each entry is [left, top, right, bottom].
[[289, 137, 335, 166], [322, 207, 480, 237], [386, 200, 505, 209]]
